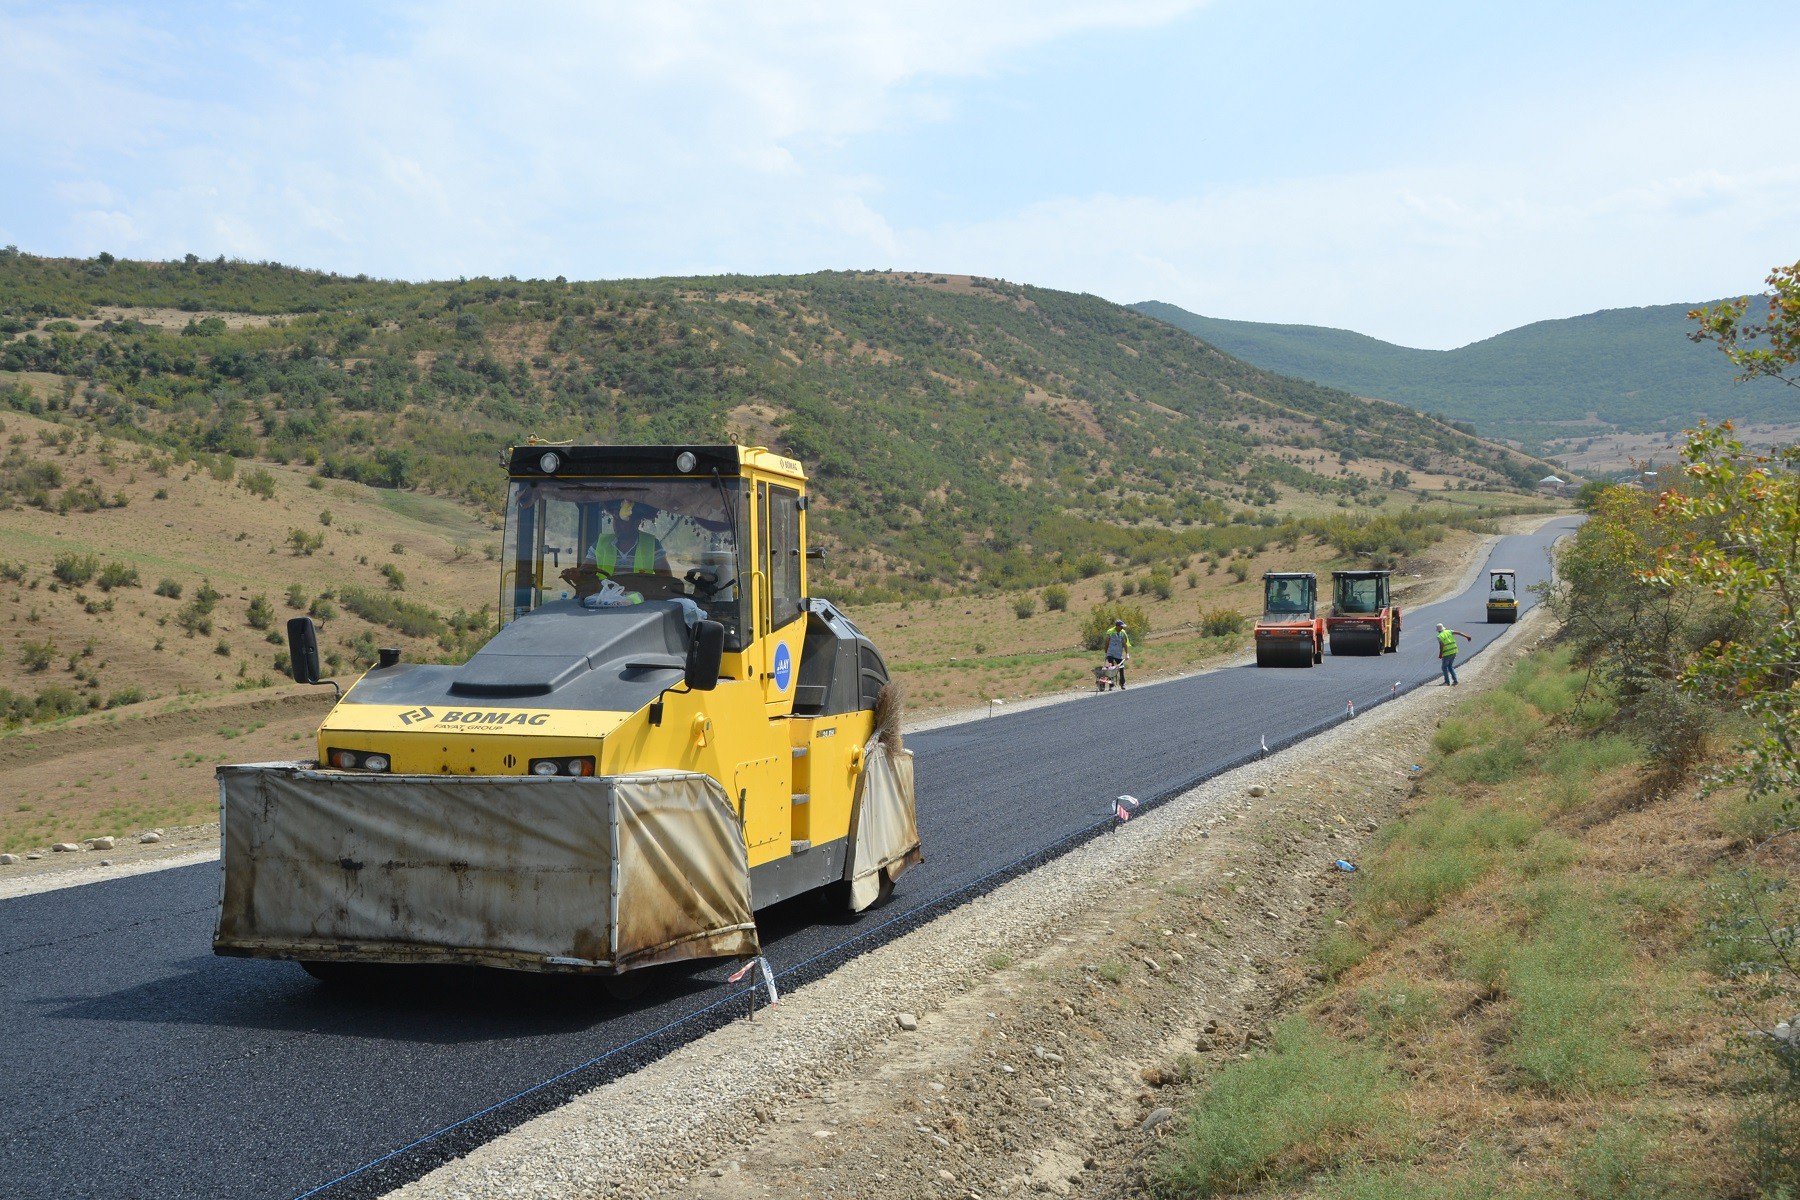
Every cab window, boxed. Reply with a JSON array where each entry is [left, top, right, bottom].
[[766, 485, 803, 630]]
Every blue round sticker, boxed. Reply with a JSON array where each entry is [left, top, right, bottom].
[[772, 642, 792, 691]]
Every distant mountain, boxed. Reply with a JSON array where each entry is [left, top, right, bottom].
[[1133, 299, 1793, 441]]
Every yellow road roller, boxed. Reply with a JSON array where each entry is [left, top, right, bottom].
[[214, 444, 920, 981], [1486, 568, 1519, 623]]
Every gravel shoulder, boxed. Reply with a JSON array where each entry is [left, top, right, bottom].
[[387, 604, 1556, 1200]]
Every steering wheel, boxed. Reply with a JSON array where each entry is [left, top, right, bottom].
[[684, 567, 721, 597]]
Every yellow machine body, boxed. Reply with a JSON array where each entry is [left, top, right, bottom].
[[216, 445, 917, 975]]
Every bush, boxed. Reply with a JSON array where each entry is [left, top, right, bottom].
[[1200, 607, 1247, 637], [20, 639, 55, 672], [380, 562, 406, 591], [105, 687, 146, 709], [1227, 560, 1251, 583], [285, 583, 308, 609], [308, 596, 337, 621], [52, 552, 99, 586], [1148, 567, 1174, 600], [1080, 603, 1147, 651], [155, 578, 183, 599], [194, 580, 221, 613], [96, 562, 139, 591], [1043, 583, 1070, 612], [246, 594, 274, 630], [240, 468, 276, 499], [287, 528, 324, 555], [175, 599, 213, 637], [1012, 594, 1036, 619]]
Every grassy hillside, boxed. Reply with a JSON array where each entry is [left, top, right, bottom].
[[0, 252, 1562, 739], [1135, 298, 1796, 445], [0, 252, 1549, 594]]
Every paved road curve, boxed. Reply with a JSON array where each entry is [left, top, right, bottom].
[[0, 518, 1577, 1199]]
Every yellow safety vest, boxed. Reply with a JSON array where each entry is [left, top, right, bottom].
[[594, 532, 660, 575]]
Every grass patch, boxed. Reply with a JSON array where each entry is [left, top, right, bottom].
[[1357, 798, 1541, 924], [1154, 1018, 1403, 1196], [1498, 883, 1647, 1094]]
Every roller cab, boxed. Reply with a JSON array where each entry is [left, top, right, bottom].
[[1326, 569, 1401, 656], [1486, 569, 1519, 624], [1253, 572, 1324, 667], [214, 445, 920, 978]]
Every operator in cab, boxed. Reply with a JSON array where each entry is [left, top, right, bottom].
[[561, 499, 671, 600]]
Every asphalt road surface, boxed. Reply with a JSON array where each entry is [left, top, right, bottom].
[[0, 517, 1578, 1199]]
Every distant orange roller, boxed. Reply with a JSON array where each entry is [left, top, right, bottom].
[[1253, 572, 1324, 667]]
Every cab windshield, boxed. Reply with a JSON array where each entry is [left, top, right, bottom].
[[1263, 578, 1313, 616], [500, 476, 749, 646], [1334, 576, 1385, 614]]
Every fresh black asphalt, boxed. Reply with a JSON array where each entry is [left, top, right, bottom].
[[0, 517, 1578, 1199]]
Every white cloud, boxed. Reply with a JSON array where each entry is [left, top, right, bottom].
[[3, 1, 1794, 348], [1, 1, 1209, 279]]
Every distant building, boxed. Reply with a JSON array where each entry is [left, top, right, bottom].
[[1537, 474, 1568, 495]]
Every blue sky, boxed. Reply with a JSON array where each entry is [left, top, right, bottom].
[[2, 0, 1796, 347]]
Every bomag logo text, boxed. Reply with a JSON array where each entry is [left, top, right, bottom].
[[435, 710, 551, 726]]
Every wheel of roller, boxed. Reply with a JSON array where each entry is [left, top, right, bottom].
[[1255, 640, 1277, 668], [1330, 629, 1380, 657]]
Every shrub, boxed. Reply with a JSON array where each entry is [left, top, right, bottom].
[[246, 594, 274, 630], [380, 563, 406, 591], [194, 580, 221, 613], [1012, 594, 1036, 619], [96, 562, 140, 591], [285, 583, 308, 609], [308, 596, 338, 621], [1227, 560, 1251, 583], [337, 587, 443, 639], [105, 687, 146, 709], [287, 528, 324, 555], [20, 639, 55, 672], [1148, 567, 1174, 600], [52, 552, 99, 586], [240, 468, 276, 499], [175, 600, 213, 637], [1080, 603, 1147, 651], [154, 578, 183, 599], [1200, 607, 1247, 637], [1043, 583, 1070, 612]]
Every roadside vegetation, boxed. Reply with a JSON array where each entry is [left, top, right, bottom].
[[1153, 270, 1800, 1197], [1152, 645, 1780, 1197]]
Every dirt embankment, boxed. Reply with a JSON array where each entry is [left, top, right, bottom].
[[388, 611, 1555, 1200]]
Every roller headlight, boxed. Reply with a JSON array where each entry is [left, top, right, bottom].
[[529, 756, 595, 777], [675, 450, 697, 473], [326, 748, 390, 772], [538, 451, 561, 474]]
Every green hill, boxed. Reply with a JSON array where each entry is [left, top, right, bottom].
[[1133, 298, 1793, 442], [0, 252, 1550, 602]]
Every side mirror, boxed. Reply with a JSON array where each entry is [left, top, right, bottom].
[[286, 616, 322, 685], [685, 620, 726, 691]]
